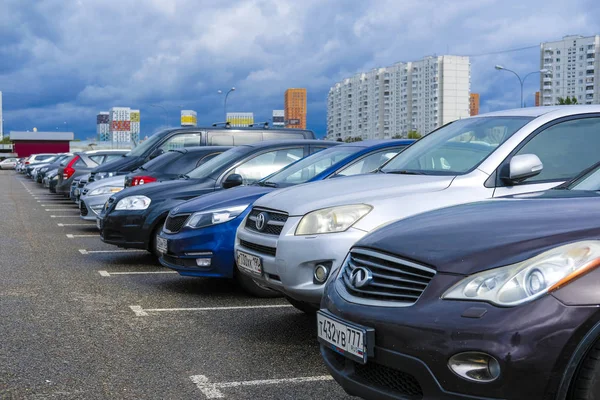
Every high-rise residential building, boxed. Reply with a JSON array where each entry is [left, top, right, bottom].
[[535, 91, 541, 106], [226, 112, 254, 127], [469, 93, 480, 116], [540, 34, 600, 106], [272, 110, 285, 127], [326, 56, 470, 141], [96, 112, 110, 141], [0, 91, 3, 140], [130, 109, 140, 144], [284, 88, 307, 129]]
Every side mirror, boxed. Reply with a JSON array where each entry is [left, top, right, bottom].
[[223, 173, 243, 189], [501, 154, 543, 184], [148, 148, 164, 160]]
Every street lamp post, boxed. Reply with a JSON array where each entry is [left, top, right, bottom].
[[218, 87, 236, 121], [495, 65, 549, 108], [150, 104, 168, 126]]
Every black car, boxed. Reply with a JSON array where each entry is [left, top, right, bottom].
[[123, 146, 231, 188], [98, 139, 337, 255], [319, 162, 600, 400], [89, 125, 316, 183], [56, 150, 128, 196]]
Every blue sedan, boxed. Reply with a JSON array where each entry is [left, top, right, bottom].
[[157, 139, 415, 296]]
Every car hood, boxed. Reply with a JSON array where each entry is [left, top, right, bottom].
[[174, 185, 274, 214], [355, 190, 600, 275], [253, 174, 455, 216], [84, 175, 125, 191], [111, 177, 213, 202], [92, 155, 137, 173]]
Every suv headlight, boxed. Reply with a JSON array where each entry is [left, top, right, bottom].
[[295, 204, 372, 235], [442, 241, 600, 307], [115, 196, 151, 210], [184, 204, 249, 229], [89, 187, 123, 196]]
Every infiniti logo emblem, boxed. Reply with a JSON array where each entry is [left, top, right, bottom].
[[255, 212, 268, 231], [350, 267, 373, 288]]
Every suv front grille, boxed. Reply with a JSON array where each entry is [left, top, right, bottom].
[[164, 214, 190, 233], [338, 248, 435, 306], [239, 239, 276, 257], [245, 207, 288, 236]]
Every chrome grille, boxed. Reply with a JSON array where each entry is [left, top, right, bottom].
[[337, 248, 435, 307], [245, 207, 288, 236], [164, 214, 190, 233]]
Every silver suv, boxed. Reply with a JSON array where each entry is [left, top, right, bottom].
[[235, 105, 600, 311]]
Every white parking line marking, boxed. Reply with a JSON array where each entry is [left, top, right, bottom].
[[98, 270, 177, 277], [46, 209, 78, 212], [190, 375, 334, 399], [51, 215, 80, 218], [129, 304, 293, 316], [79, 249, 146, 254], [58, 223, 95, 227], [67, 234, 98, 238]]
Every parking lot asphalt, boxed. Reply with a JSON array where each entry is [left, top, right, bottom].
[[0, 171, 352, 400]]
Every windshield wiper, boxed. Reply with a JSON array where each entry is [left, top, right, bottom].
[[179, 174, 190, 179], [258, 181, 278, 188], [382, 169, 426, 175]]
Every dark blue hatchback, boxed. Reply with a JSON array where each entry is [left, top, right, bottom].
[[157, 139, 415, 296]]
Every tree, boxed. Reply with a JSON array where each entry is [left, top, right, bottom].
[[0, 136, 11, 144], [407, 130, 422, 139], [392, 134, 403, 139], [556, 96, 578, 105], [344, 136, 363, 143]]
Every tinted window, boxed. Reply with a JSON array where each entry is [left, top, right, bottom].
[[207, 133, 234, 145], [61, 156, 75, 167], [196, 152, 222, 166], [229, 147, 305, 184], [164, 153, 205, 174], [125, 129, 168, 157], [569, 164, 600, 190], [74, 158, 87, 167], [187, 146, 250, 179], [337, 147, 406, 176], [140, 151, 182, 172], [89, 155, 105, 164], [513, 117, 600, 183], [381, 117, 533, 175], [104, 154, 124, 163], [160, 132, 202, 150]]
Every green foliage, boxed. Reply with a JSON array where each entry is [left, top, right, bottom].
[[556, 96, 578, 105], [0, 136, 12, 144], [407, 130, 422, 139], [344, 136, 363, 142]]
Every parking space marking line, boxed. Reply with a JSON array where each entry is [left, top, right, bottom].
[[67, 234, 98, 238], [51, 215, 81, 218], [79, 249, 146, 254], [190, 375, 334, 399], [129, 304, 293, 316], [58, 223, 95, 227], [99, 270, 177, 277], [46, 209, 78, 211]]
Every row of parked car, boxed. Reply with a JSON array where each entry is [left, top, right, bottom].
[[22, 106, 600, 399]]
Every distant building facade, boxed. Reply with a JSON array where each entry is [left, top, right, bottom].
[[272, 110, 285, 127], [469, 93, 480, 116], [535, 91, 541, 106], [284, 89, 307, 129], [540, 34, 600, 106], [0, 91, 3, 140], [326, 55, 470, 141], [96, 112, 110, 141], [226, 112, 254, 127], [97, 107, 140, 143]]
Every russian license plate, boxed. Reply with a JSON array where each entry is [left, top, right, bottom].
[[236, 250, 262, 275], [317, 311, 374, 364], [156, 236, 168, 254]]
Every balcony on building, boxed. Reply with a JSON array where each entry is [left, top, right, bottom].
[[543, 76, 553, 83], [588, 49, 596, 54]]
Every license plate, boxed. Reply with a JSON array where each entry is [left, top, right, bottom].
[[236, 250, 262, 275], [317, 311, 374, 364], [96, 218, 102, 230], [156, 236, 168, 254]]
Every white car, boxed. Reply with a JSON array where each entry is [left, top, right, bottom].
[[235, 105, 600, 312], [0, 158, 18, 169]]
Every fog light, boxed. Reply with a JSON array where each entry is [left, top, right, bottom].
[[196, 258, 211, 267], [314, 264, 330, 283], [448, 352, 500, 382]]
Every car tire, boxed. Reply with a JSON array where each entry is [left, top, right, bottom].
[[285, 296, 318, 315], [571, 339, 600, 400], [235, 272, 281, 298]]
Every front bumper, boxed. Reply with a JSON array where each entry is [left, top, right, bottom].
[[99, 210, 148, 249], [79, 195, 109, 221], [235, 216, 366, 306], [158, 217, 244, 278], [320, 273, 599, 400]]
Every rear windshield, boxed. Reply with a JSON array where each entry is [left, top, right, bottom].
[[139, 151, 182, 172]]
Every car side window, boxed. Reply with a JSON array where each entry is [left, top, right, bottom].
[[229, 147, 305, 184], [103, 154, 124, 163], [196, 152, 222, 167], [511, 117, 600, 184], [89, 155, 105, 164], [74, 158, 87, 167], [337, 148, 404, 176], [161, 133, 202, 150]]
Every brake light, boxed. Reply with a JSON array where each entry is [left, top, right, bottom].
[[63, 156, 79, 180], [131, 176, 157, 186]]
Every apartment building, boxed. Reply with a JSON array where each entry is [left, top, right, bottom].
[[469, 93, 480, 116], [284, 89, 307, 129], [326, 55, 470, 141], [540, 35, 600, 106]]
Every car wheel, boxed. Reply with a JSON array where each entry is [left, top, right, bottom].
[[571, 339, 600, 400], [285, 296, 318, 315], [235, 271, 282, 298]]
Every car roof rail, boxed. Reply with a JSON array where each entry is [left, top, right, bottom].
[[248, 122, 270, 129], [212, 121, 232, 128]]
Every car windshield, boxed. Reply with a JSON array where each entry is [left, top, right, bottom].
[[186, 146, 250, 179], [124, 130, 167, 157], [138, 151, 182, 171], [380, 117, 533, 175], [567, 164, 600, 191], [259, 146, 360, 187]]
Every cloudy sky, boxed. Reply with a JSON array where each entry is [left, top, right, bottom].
[[1, 0, 599, 139]]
